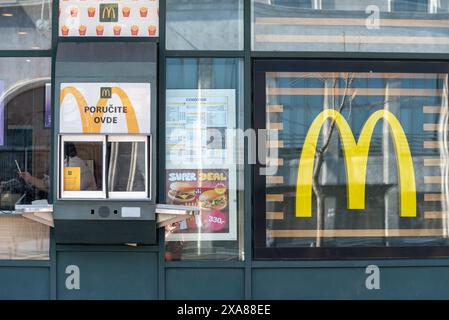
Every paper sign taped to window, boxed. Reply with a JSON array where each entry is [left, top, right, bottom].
[[64, 167, 81, 191]]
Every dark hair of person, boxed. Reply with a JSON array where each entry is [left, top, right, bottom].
[[65, 142, 77, 158]]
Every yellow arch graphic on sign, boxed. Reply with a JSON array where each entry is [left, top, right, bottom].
[[295, 109, 416, 218], [60, 86, 140, 133]]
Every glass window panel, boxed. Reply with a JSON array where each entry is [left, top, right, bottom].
[[0, 0, 52, 50], [393, 0, 428, 12], [0, 57, 51, 260], [63, 141, 102, 192], [166, 0, 244, 50], [0, 57, 51, 209], [107, 141, 146, 193], [0, 216, 49, 259], [165, 58, 244, 261], [252, 0, 449, 53], [254, 61, 449, 258]]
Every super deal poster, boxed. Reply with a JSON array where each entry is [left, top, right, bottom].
[[166, 168, 237, 241], [165, 89, 238, 241]]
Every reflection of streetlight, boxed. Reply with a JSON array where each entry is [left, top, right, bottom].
[[17, 31, 28, 35], [2, 13, 13, 17]]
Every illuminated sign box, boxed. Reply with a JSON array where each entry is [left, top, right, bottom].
[[59, 83, 151, 134], [59, 0, 159, 37]]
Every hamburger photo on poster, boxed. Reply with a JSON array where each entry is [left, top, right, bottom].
[[166, 169, 229, 234]]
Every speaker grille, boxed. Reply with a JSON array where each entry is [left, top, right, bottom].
[[98, 206, 110, 218]]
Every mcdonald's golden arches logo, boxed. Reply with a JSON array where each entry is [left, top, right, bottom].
[[100, 4, 118, 22], [100, 87, 112, 99], [295, 109, 416, 218]]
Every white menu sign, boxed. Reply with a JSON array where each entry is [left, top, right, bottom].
[[166, 89, 236, 167], [59, 0, 159, 37]]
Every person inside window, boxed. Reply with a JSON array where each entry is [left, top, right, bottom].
[[63, 142, 97, 191], [19, 142, 97, 192]]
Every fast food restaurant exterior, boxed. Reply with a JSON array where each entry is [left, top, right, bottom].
[[3, 0, 449, 300]]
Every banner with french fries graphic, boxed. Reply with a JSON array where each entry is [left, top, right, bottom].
[[59, 0, 159, 37]]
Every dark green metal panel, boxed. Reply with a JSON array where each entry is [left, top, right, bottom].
[[252, 266, 449, 300], [0, 267, 49, 300], [57, 250, 158, 300], [166, 268, 245, 300]]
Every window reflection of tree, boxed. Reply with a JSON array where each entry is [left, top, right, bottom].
[[267, 72, 449, 249]]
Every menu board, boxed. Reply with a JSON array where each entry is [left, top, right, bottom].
[[59, 0, 159, 37], [166, 90, 235, 165], [165, 89, 237, 241]]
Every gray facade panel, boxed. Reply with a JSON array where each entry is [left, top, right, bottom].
[[0, 267, 49, 300], [166, 268, 245, 300], [252, 267, 449, 299], [57, 251, 158, 300]]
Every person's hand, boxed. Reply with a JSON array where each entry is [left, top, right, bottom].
[[18, 171, 32, 184], [165, 222, 179, 233], [165, 222, 180, 238]]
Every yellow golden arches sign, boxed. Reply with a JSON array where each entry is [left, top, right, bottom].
[[295, 109, 416, 218], [60, 83, 151, 134]]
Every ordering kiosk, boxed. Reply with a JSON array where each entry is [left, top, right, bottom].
[[54, 43, 196, 245]]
